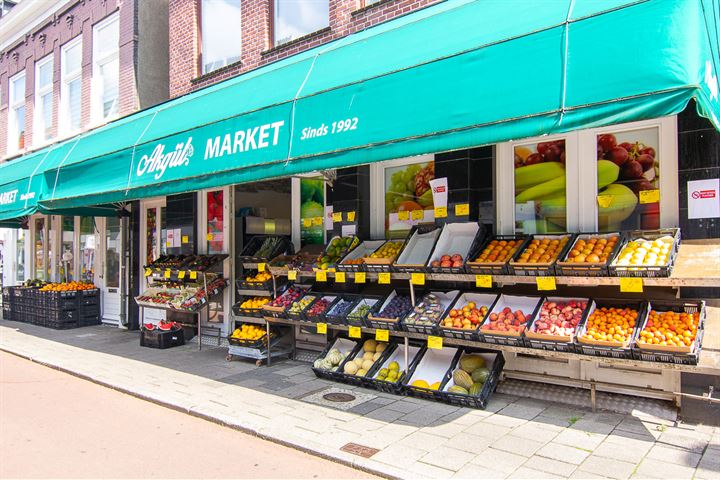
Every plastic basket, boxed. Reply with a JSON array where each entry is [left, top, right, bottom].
[[426, 223, 487, 274], [402, 347, 461, 401], [608, 228, 680, 278], [392, 225, 442, 273], [439, 348, 505, 409], [311, 337, 363, 382], [465, 234, 529, 275], [555, 232, 624, 277], [335, 341, 396, 388], [232, 295, 271, 318], [575, 298, 646, 359], [437, 292, 499, 341], [364, 343, 424, 394], [141, 327, 186, 349], [237, 235, 291, 264], [509, 233, 575, 276], [366, 290, 413, 331], [325, 295, 360, 326], [304, 294, 339, 323], [523, 297, 592, 353], [478, 294, 543, 347]]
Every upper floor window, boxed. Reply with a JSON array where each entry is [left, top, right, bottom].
[[60, 36, 82, 135], [274, 0, 329, 46], [201, 0, 241, 74], [7, 71, 26, 155], [92, 13, 119, 122], [34, 55, 54, 144]]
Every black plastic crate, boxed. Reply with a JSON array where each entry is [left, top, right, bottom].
[[345, 296, 383, 328], [286, 292, 319, 322], [439, 348, 505, 409], [140, 327, 186, 349], [78, 315, 101, 327], [42, 296, 78, 311], [311, 336, 362, 382], [392, 225, 442, 273], [325, 295, 360, 326], [304, 294, 339, 323], [366, 290, 413, 331], [402, 347, 461, 402], [47, 308, 79, 323], [401, 290, 459, 336], [427, 223, 487, 274], [227, 329, 275, 348], [437, 293, 499, 342], [80, 302, 101, 316], [2, 305, 12, 321], [508, 233, 575, 276], [364, 343, 424, 394], [555, 232, 624, 277], [261, 286, 310, 320], [236, 270, 275, 292], [335, 340, 396, 388], [608, 228, 680, 278], [232, 296, 271, 318], [238, 235, 291, 264], [523, 297, 592, 353], [478, 295, 543, 347], [632, 300, 705, 365], [575, 298, 646, 359], [465, 234, 529, 275], [46, 321, 79, 330], [363, 239, 406, 273]]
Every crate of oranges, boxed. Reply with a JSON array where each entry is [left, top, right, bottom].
[[576, 299, 646, 358], [466, 235, 528, 275], [634, 300, 705, 364], [556, 233, 623, 277], [509, 234, 574, 276]]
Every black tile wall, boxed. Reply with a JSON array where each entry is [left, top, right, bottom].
[[327, 166, 370, 239]]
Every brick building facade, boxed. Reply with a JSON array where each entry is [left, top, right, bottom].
[[169, 0, 440, 98], [0, 0, 168, 160]]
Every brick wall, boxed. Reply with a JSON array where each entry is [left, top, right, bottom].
[[169, 0, 441, 97], [0, 0, 139, 159]]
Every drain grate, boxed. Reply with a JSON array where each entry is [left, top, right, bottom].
[[302, 387, 377, 411], [340, 443, 380, 458], [323, 392, 357, 403]]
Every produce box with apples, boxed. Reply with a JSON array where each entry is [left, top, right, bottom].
[[525, 297, 591, 351], [393, 225, 442, 272], [576, 299, 646, 358], [439, 292, 498, 340], [403, 346, 460, 401], [304, 295, 338, 323], [466, 234, 528, 275], [479, 294, 542, 345], [262, 286, 310, 319], [510, 233, 574, 276], [609, 228, 680, 277], [426, 222, 484, 273], [634, 300, 705, 365], [556, 233, 623, 276]]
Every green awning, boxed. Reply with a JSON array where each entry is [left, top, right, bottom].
[[2, 0, 717, 212]]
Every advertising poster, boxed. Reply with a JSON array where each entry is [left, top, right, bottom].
[[384, 161, 435, 237], [300, 177, 325, 245]]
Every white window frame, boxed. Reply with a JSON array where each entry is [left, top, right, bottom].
[[273, 0, 329, 46], [200, 0, 242, 75], [91, 13, 120, 125], [33, 54, 54, 146], [60, 35, 83, 137], [7, 70, 26, 156]]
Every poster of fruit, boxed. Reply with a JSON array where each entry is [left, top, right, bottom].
[[514, 140, 567, 233], [300, 177, 325, 245], [207, 190, 224, 253], [596, 128, 659, 231], [384, 161, 435, 237]]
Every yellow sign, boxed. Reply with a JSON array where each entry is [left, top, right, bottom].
[[378, 272, 391, 284], [206, 233, 213, 241], [144, 268, 152, 277], [354, 272, 366, 284], [536, 276, 557, 291], [639, 189, 660, 204], [411, 210, 424, 221], [264, 220, 276, 234], [455, 203, 469, 216], [597, 195, 614, 208], [189, 271, 198, 280], [178, 270, 186, 279], [620, 277, 643, 293], [311, 216, 323, 226], [287, 269, 298, 281], [316, 323, 327, 334], [258, 263, 266, 272], [166, 241, 171, 247], [398, 211, 410, 221], [376, 329, 389, 342], [349, 326, 362, 338], [428, 336, 443, 349], [476, 275, 492, 288], [335, 271, 346, 283], [316, 270, 327, 282], [302, 218, 312, 227], [164, 270, 171, 279], [181, 235, 189, 244], [411, 272, 425, 285], [434, 206, 447, 218], [347, 211, 356, 222], [332, 212, 343, 222]]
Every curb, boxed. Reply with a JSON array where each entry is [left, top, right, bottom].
[[1, 346, 399, 479]]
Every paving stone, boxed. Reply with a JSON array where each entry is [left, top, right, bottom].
[[533, 415, 574, 429], [371, 443, 428, 469], [364, 406, 407, 423], [507, 467, 562, 479], [698, 447, 720, 470], [353, 431, 405, 450], [463, 420, 513, 439], [422, 420, 467, 439], [383, 400, 424, 414], [442, 432, 494, 455], [578, 455, 635, 479], [540, 405, 588, 420], [420, 445, 475, 471], [491, 434, 545, 457], [453, 462, 508, 479], [511, 422, 562, 443], [471, 448, 527, 474], [522, 455, 577, 477], [632, 458, 696, 479], [399, 431, 449, 450], [581, 412, 625, 426], [645, 444, 702, 468], [656, 432, 708, 453], [497, 403, 547, 421], [554, 428, 607, 451], [592, 438, 651, 464], [347, 400, 386, 415], [396, 408, 450, 427], [482, 413, 529, 429], [409, 460, 455, 479], [536, 442, 591, 465], [569, 470, 608, 479], [335, 417, 386, 434], [570, 419, 616, 436]]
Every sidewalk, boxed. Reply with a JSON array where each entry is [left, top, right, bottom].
[[1, 320, 718, 479]]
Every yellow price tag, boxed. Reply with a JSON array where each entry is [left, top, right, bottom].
[[597, 195, 614, 208], [620, 277, 643, 292], [455, 203, 469, 216], [164, 270, 171, 279], [476, 275, 492, 288], [312, 216, 323, 226], [288, 269, 298, 281], [302, 218, 312, 227], [354, 272, 366, 284], [398, 211, 410, 221], [376, 329, 389, 342], [347, 211, 356, 222], [335, 271, 346, 283], [434, 206, 447, 218], [349, 326, 362, 338], [316, 270, 327, 282], [378, 272, 391, 284], [536, 276, 557, 291], [178, 270, 186, 279], [206, 233, 213, 241], [428, 336, 443, 349], [411, 272, 425, 285], [332, 212, 343, 222], [258, 263, 266, 272], [316, 323, 327, 334], [166, 241, 171, 247], [264, 220, 276, 234], [189, 271, 198, 280], [639, 189, 660, 204], [144, 268, 152, 277], [411, 210, 424, 221], [181, 235, 189, 244]]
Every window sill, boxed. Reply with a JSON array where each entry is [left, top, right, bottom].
[[351, 0, 398, 16], [261, 27, 332, 57], [191, 60, 244, 85]]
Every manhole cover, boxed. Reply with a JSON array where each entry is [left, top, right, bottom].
[[340, 443, 380, 458], [323, 392, 356, 403]]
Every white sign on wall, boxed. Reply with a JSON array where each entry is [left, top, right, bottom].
[[688, 178, 720, 219]]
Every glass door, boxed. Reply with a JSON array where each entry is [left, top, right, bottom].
[[101, 217, 122, 324], [140, 199, 166, 325], [33, 217, 47, 281], [79, 217, 96, 283], [60, 216, 75, 282]]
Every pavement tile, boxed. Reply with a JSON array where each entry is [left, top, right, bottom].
[[347, 400, 386, 415], [511, 422, 562, 443], [698, 447, 720, 471], [422, 421, 467, 439], [507, 467, 562, 479], [364, 406, 407, 423], [396, 408, 452, 427], [409, 461, 455, 479], [353, 432, 405, 450], [420, 445, 475, 472], [492, 434, 545, 457], [592, 438, 651, 464], [578, 455, 635, 479], [570, 419, 616, 436], [534, 415, 574, 430], [656, 432, 708, 453], [371, 443, 428, 470], [632, 458, 696, 480], [463, 420, 513, 439], [536, 442, 591, 465], [383, 400, 424, 414], [540, 405, 588, 420], [521, 456, 577, 477], [442, 432, 494, 455], [554, 428, 607, 451], [453, 463, 508, 479], [569, 470, 608, 479], [497, 403, 547, 421], [482, 413, 529, 429], [471, 448, 527, 474], [399, 431, 449, 450], [335, 417, 386, 434], [645, 444, 702, 467]]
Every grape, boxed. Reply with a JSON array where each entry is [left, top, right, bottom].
[[640, 146, 656, 158], [525, 153, 544, 165], [636, 153, 654, 171], [609, 146, 629, 166], [544, 144, 562, 162], [621, 160, 644, 179], [537, 142, 551, 156], [598, 134, 617, 151]]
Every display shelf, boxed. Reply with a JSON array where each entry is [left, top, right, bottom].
[[236, 288, 274, 297]]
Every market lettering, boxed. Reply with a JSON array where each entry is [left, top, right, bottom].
[[0, 189, 18, 205], [136, 138, 194, 180], [205, 120, 284, 160]]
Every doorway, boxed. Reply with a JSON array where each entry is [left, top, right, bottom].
[[139, 199, 166, 325], [100, 216, 122, 325]]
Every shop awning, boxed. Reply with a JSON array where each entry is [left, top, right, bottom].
[[4, 0, 718, 212]]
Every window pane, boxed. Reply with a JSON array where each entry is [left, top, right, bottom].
[[275, 0, 329, 46], [14, 105, 25, 149], [11, 75, 25, 101], [41, 92, 53, 139], [384, 160, 435, 238], [105, 217, 120, 288], [146, 208, 157, 264], [201, 0, 241, 74], [38, 60, 53, 89], [100, 57, 119, 117], [80, 217, 95, 283], [95, 16, 119, 57], [207, 190, 224, 253], [514, 140, 567, 234], [63, 40, 82, 74], [61, 216, 75, 282], [68, 78, 82, 130], [16, 230, 25, 283], [34, 218, 46, 281], [596, 128, 659, 231]]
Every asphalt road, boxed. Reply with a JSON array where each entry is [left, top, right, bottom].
[[0, 351, 375, 479]]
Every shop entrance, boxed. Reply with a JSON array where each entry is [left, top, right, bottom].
[[139, 199, 166, 325], [99, 216, 122, 325]]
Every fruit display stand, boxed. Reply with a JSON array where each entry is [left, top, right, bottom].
[[426, 222, 484, 274], [575, 299, 647, 359], [336, 240, 386, 272], [403, 346, 461, 401], [393, 226, 441, 272], [237, 235, 292, 268], [441, 349, 505, 409], [633, 300, 706, 365], [555, 233, 623, 277]]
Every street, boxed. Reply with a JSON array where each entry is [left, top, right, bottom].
[[0, 351, 375, 479]]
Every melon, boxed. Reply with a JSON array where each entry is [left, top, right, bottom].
[[411, 379, 429, 388], [356, 368, 367, 377], [459, 354, 486, 373], [362, 359, 374, 371], [471, 367, 490, 384], [430, 381, 441, 390], [363, 339, 377, 352], [448, 385, 469, 394], [363, 352, 374, 360], [375, 342, 387, 353], [344, 362, 359, 375], [469, 382, 484, 396], [453, 369, 474, 390]]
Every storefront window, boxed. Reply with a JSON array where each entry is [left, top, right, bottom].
[[60, 216, 75, 281], [514, 140, 567, 233], [80, 217, 95, 283], [15, 230, 25, 283], [207, 190, 224, 253], [105, 217, 120, 288], [596, 128, 659, 231], [34, 218, 46, 281], [300, 177, 325, 245], [146, 207, 158, 264], [384, 160, 435, 238]]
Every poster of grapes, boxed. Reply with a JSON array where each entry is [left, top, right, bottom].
[[384, 161, 435, 237]]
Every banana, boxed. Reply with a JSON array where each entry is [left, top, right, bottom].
[[514, 162, 565, 192], [515, 160, 620, 204], [598, 183, 638, 230], [536, 194, 567, 228], [597, 160, 620, 190]]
